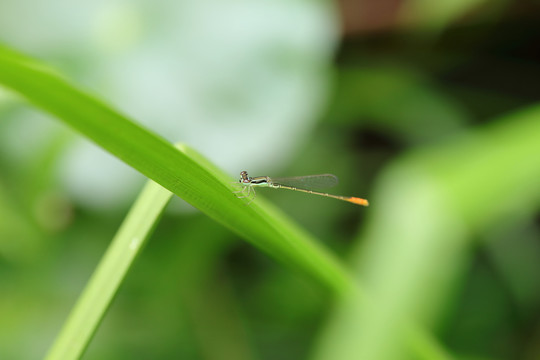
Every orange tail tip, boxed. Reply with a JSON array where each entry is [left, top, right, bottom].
[[348, 197, 369, 206]]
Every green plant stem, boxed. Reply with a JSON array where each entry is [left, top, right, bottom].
[[45, 180, 173, 360]]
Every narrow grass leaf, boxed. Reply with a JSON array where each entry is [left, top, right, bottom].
[[0, 45, 452, 359], [0, 45, 352, 295], [45, 180, 173, 360]]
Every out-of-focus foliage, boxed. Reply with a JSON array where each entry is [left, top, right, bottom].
[[1, 0, 540, 359]]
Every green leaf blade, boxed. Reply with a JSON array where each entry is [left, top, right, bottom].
[[0, 45, 353, 295]]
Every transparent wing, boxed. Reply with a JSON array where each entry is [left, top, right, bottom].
[[270, 174, 339, 190]]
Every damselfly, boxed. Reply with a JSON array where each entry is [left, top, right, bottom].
[[234, 171, 368, 206]]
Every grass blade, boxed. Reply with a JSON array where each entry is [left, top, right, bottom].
[[45, 180, 173, 360], [0, 45, 456, 360], [0, 45, 352, 295]]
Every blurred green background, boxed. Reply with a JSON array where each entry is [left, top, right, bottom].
[[1, 0, 540, 359]]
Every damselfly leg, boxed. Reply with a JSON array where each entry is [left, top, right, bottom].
[[232, 181, 257, 204]]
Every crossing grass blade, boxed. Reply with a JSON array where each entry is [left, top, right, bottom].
[[45, 180, 173, 360]]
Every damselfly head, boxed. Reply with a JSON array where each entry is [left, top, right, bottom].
[[239, 171, 251, 184]]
